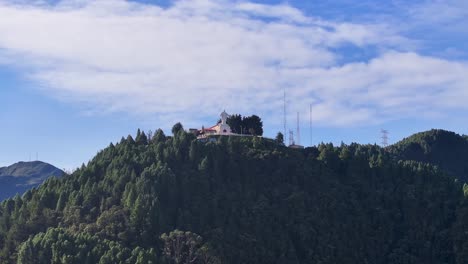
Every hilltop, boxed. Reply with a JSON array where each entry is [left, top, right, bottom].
[[388, 129, 468, 182], [1, 127, 468, 263], [0, 161, 64, 201]]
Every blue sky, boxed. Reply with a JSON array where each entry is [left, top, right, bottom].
[[1, 0, 468, 170]]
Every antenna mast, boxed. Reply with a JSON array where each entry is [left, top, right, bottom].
[[381, 129, 389, 147], [289, 130, 294, 146]]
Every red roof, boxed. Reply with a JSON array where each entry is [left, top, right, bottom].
[[200, 124, 218, 132]]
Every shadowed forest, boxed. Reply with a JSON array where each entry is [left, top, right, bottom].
[[2, 127, 468, 263]]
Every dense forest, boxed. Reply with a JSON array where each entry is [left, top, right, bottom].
[[2, 126, 468, 263], [388, 129, 468, 182]]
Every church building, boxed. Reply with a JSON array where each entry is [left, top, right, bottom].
[[197, 110, 233, 137]]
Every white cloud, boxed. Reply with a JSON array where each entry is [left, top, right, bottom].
[[0, 0, 467, 132], [409, 0, 468, 28], [294, 52, 468, 126]]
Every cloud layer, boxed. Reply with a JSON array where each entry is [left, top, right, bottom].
[[0, 0, 467, 131]]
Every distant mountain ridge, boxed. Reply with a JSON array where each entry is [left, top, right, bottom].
[[0, 161, 64, 200], [388, 129, 468, 182]]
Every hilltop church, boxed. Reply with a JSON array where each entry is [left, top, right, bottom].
[[195, 110, 233, 137]]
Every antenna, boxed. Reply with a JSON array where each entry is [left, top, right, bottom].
[[381, 129, 389, 147], [283, 89, 287, 137], [289, 130, 294, 146], [36, 152, 38, 161], [297, 112, 300, 146]]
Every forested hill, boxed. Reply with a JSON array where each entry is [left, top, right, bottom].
[[0, 161, 64, 201], [2, 126, 468, 263], [388, 129, 468, 182]]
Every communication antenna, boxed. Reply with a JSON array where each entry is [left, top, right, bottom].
[[289, 130, 294, 146], [297, 112, 300, 145], [36, 152, 38, 161], [381, 129, 389, 147], [283, 89, 287, 137]]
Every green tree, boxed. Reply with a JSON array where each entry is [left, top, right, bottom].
[[242, 115, 263, 136], [275, 132, 284, 145], [226, 114, 243, 134], [161, 230, 203, 264], [136, 129, 148, 145], [152, 129, 166, 143], [17, 239, 35, 264], [55, 192, 67, 211], [172, 123, 184, 135]]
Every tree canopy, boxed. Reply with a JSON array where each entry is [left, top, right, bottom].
[[1, 127, 468, 263], [226, 114, 263, 136]]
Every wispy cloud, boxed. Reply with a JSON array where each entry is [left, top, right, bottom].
[[0, 0, 466, 131], [409, 0, 468, 28]]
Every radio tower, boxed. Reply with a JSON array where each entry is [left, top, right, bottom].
[[296, 112, 300, 145], [289, 130, 294, 146], [381, 129, 389, 147]]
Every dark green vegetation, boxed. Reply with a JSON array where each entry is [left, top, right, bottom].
[[0, 161, 64, 201], [389, 129, 468, 182], [2, 127, 468, 263], [225, 114, 263, 136]]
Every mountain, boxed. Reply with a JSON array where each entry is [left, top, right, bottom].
[[0, 161, 64, 201], [1, 127, 468, 263], [388, 129, 468, 182]]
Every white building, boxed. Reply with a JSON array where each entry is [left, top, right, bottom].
[[198, 110, 232, 137]]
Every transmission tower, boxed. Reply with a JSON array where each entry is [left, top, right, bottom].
[[289, 130, 295, 146], [381, 129, 389, 147]]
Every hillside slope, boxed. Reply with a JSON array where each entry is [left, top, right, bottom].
[[1, 128, 468, 263], [0, 161, 64, 201], [388, 129, 468, 182]]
